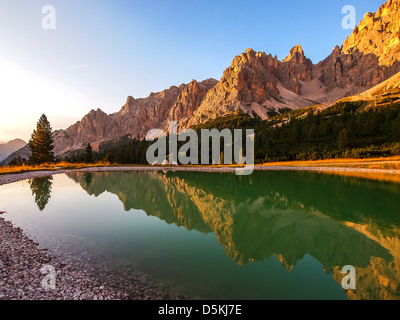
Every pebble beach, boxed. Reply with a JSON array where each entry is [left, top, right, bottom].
[[0, 215, 185, 300]]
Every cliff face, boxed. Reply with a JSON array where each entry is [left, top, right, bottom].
[[50, 0, 400, 156], [342, 0, 400, 66], [279, 44, 314, 94], [53, 109, 110, 155], [188, 49, 280, 126], [169, 79, 218, 121], [316, 0, 400, 99], [188, 45, 317, 126], [53, 79, 217, 155]]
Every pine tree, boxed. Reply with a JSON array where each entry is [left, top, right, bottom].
[[28, 114, 55, 165], [84, 143, 94, 163], [337, 129, 350, 150]]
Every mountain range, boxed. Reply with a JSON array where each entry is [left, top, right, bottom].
[[0, 139, 27, 162], [4, 0, 400, 161]]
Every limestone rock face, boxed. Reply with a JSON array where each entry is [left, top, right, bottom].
[[114, 85, 182, 140], [342, 0, 400, 66], [317, 47, 400, 98], [53, 108, 110, 155], [318, 0, 400, 97], [53, 79, 217, 156], [279, 44, 314, 95], [187, 49, 281, 126], [169, 79, 218, 125], [188, 45, 316, 126]]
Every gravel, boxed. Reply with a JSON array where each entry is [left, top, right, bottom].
[[0, 216, 187, 300]]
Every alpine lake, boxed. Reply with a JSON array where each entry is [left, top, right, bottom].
[[1, 170, 399, 300]]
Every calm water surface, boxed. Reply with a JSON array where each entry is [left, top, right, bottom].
[[0, 170, 399, 300]]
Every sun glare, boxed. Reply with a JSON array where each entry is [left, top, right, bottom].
[[0, 59, 82, 141]]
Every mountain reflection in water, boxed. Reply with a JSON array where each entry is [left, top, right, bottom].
[[65, 170, 400, 300]]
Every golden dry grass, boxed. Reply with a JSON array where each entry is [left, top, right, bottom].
[[2, 157, 400, 184], [0, 161, 112, 175], [261, 156, 400, 170]]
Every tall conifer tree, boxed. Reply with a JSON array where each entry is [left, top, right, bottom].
[[29, 114, 55, 165]]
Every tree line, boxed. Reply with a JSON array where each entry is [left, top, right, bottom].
[[254, 101, 400, 162]]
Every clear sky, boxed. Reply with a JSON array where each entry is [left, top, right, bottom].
[[0, 0, 385, 142]]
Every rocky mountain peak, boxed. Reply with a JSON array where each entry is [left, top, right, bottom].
[[341, 0, 400, 66], [88, 108, 104, 115], [187, 46, 317, 126], [231, 48, 270, 70], [315, 0, 400, 100], [120, 96, 138, 116], [126, 96, 135, 104], [278, 44, 313, 94], [282, 44, 305, 63], [83, 108, 107, 122]]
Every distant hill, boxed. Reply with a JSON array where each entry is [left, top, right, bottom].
[[0, 144, 30, 166], [0, 139, 27, 162]]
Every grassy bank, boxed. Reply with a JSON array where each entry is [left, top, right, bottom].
[[0, 161, 112, 175], [260, 156, 400, 170], [2, 156, 400, 176]]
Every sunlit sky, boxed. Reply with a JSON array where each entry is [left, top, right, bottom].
[[0, 0, 384, 142]]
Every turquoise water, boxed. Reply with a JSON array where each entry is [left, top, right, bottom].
[[1, 170, 399, 300]]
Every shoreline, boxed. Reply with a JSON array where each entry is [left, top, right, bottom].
[[1, 164, 400, 187], [0, 216, 118, 300], [0, 215, 187, 300]]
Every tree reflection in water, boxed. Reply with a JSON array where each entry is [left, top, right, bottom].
[[29, 176, 53, 211]]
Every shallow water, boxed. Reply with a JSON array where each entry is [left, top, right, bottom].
[[1, 170, 399, 300]]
